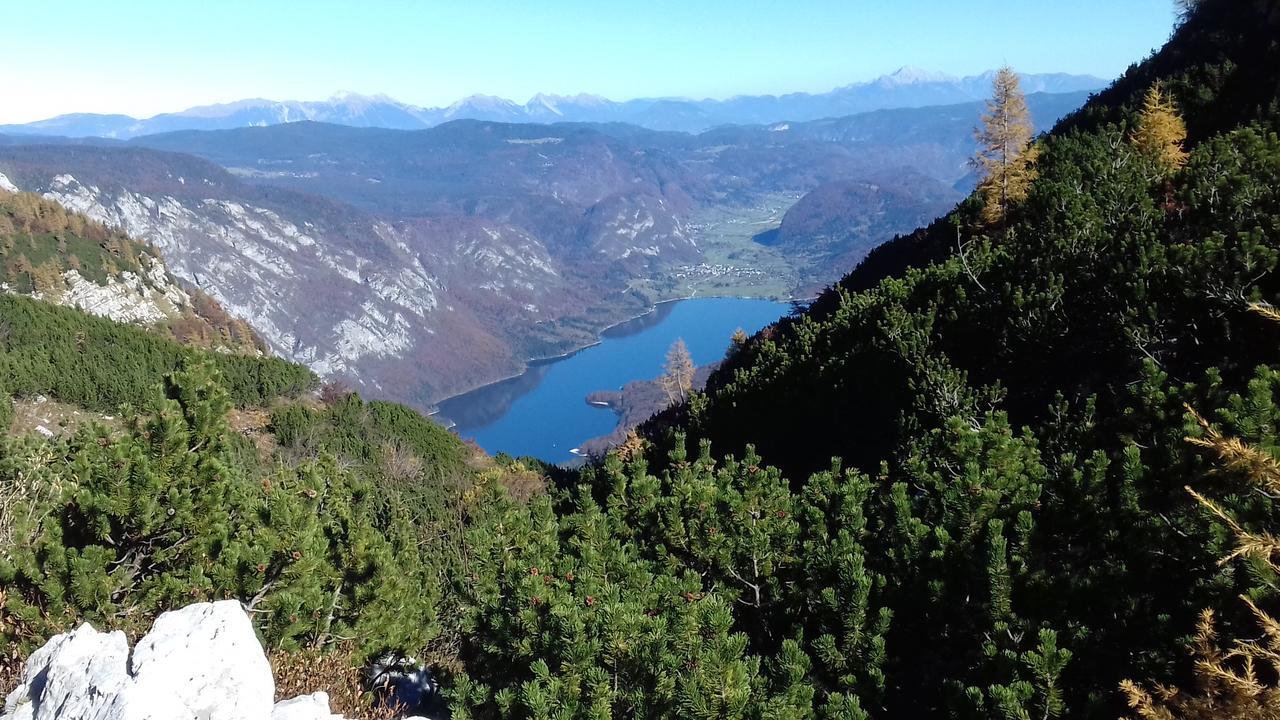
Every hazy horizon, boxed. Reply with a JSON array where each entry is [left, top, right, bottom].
[[6, 65, 1109, 125], [4, 0, 1177, 124]]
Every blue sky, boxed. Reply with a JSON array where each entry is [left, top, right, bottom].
[[5, 0, 1178, 124]]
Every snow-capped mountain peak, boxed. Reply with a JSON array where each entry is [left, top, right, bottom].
[[525, 93, 565, 117], [445, 94, 522, 115]]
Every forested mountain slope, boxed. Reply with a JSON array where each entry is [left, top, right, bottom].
[[567, 0, 1278, 715], [4, 2, 1279, 719], [666, 0, 1280, 479]]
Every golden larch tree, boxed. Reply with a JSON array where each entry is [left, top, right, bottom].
[[973, 67, 1039, 225], [660, 338, 695, 405], [1131, 82, 1189, 174]]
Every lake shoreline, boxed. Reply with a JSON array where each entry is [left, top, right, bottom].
[[436, 296, 794, 462], [431, 295, 701, 420], [431, 291, 809, 422]]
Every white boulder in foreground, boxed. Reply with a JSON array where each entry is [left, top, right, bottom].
[[1, 600, 423, 720]]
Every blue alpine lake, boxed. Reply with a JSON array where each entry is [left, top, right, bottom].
[[437, 297, 793, 464]]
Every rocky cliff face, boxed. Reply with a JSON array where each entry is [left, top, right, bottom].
[[2, 159, 559, 402], [0, 601, 432, 720], [30, 256, 191, 325], [39, 171, 447, 385], [1, 172, 191, 327]]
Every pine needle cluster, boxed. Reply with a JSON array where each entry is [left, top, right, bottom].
[[1121, 304, 1280, 719], [1120, 608, 1280, 719]]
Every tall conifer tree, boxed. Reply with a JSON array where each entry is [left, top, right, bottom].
[[974, 67, 1039, 224]]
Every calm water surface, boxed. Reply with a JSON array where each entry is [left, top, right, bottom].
[[438, 297, 791, 463]]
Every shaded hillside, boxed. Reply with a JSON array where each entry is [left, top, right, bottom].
[[839, 0, 1280, 297], [1056, 0, 1280, 142], [657, 0, 1280, 481], [760, 170, 962, 281]]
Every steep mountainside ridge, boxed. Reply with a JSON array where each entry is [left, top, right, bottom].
[[656, 2, 1280, 484], [607, 0, 1280, 715], [0, 148, 574, 402]]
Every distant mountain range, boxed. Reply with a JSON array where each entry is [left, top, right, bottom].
[[1, 68, 1105, 137]]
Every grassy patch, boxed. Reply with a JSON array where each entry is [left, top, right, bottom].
[[9, 395, 122, 440]]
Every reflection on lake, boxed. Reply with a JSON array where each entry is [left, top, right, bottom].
[[437, 297, 790, 463]]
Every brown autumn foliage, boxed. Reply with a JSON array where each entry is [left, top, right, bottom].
[[185, 288, 266, 354], [973, 66, 1040, 225], [270, 646, 399, 720], [614, 430, 646, 463], [1120, 607, 1280, 719], [659, 338, 695, 405], [0, 189, 111, 243], [320, 379, 357, 407], [380, 441, 425, 484], [495, 460, 546, 503], [0, 651, 20, 704]]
